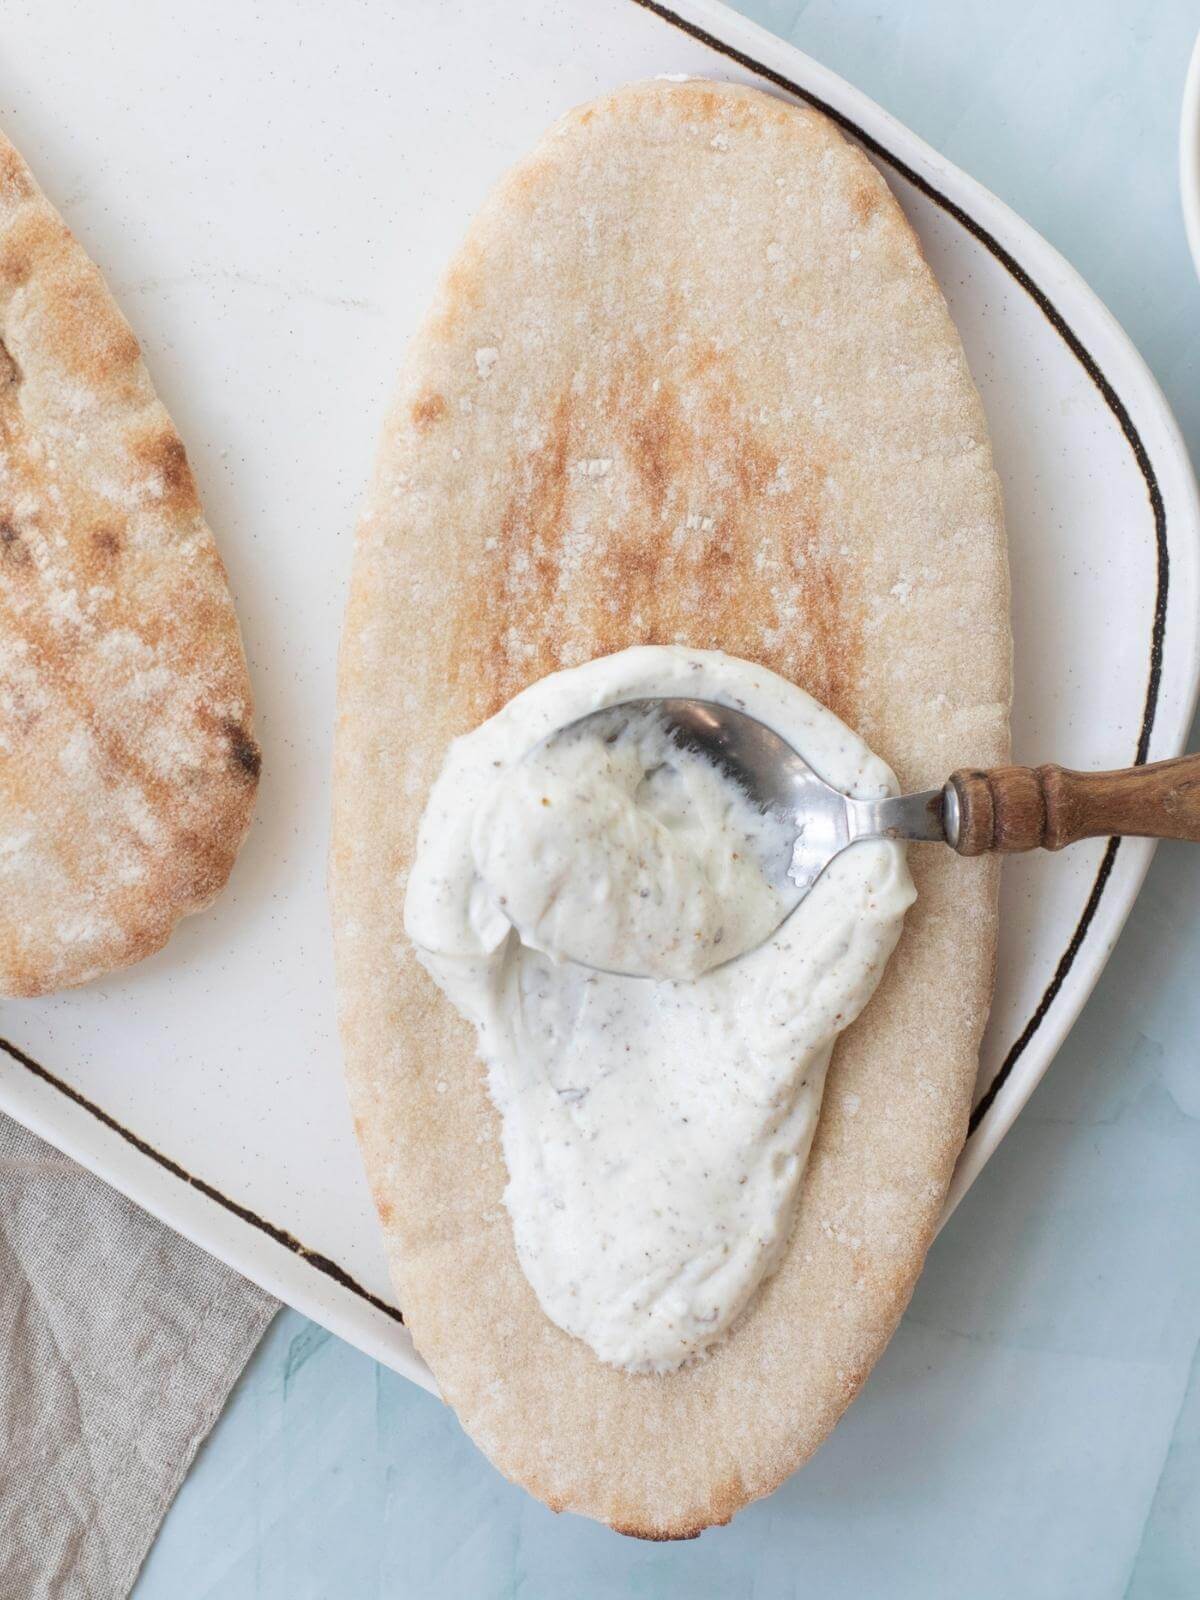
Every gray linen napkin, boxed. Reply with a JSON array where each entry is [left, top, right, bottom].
[[0, 1112, 278, 1599]]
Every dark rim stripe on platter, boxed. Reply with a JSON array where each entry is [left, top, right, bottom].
[[0, 1034, 403, 1325]]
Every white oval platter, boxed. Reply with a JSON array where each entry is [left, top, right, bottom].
[[0, 0, 1196, 1393]]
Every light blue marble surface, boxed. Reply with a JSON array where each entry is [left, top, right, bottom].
[[135, 3, 1200, 1595]]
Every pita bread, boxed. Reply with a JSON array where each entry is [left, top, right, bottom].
[[332, 79, 1009, 1535], [0, 129, 258, 996]]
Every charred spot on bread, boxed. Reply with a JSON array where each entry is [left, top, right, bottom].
[[133, 428, 200, 512], [0, 519, 29, 567], [0, 336, 19, 388], [223, 719, 262, 781]]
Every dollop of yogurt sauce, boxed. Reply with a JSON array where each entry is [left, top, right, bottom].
[[474, 705, 796, 981], [404, 646, 915, 1373]]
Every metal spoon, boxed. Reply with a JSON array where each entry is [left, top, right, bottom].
[[551, 696, 1200, 964]]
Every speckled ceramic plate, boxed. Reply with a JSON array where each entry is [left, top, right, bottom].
[[0, 0, 1196, 1394]]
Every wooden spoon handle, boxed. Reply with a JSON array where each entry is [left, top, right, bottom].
[[947, 755, 1200, 855]]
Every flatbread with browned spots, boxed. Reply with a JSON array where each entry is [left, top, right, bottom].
[[0, 129, 258, 996], [332, 79, 1009, 1536]]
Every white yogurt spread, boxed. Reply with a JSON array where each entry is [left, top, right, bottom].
[[404, 646, 915, 1373], [473, 707, 796, 980]]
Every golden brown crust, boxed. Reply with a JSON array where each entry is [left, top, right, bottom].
[[332, 80, 1010, 1536], [0, 128, 258, 996]]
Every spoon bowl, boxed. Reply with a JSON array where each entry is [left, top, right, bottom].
[[538, 698, 949, 971], [533, 696, 1200, 979]]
